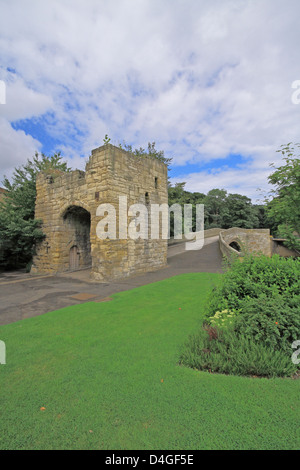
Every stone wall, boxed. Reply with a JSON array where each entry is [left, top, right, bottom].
[[31, 144, 168, 281], [219, 227, 272, 259], [168, 227, 222, 246], [272, 238, 299, 257], [203, 227, 223, 238]]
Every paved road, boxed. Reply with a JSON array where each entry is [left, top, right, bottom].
[[0, 236, 223, 325]]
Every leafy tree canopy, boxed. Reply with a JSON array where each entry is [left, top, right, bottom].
[[266, 142, 300, 253], [167, 183, 266, 235], [0, 152, 70, 270]]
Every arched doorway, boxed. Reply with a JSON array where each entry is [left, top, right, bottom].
[[69, 245, 80, 270], [63, 205, 91, 270]]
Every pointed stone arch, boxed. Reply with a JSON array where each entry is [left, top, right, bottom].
[[62, 205, 92, 270]]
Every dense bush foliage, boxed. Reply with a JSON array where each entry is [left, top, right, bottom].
[[180, 255, 300, 378], [0, 152, 70, 270], [180, 327, 297, 378], [266, 143, 300, 254], [205, 254, 299, 315], [233, 296, 299, 355]]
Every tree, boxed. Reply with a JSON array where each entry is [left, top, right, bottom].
[[203, 189, 228, 228], [168, 185, 263, 232], [266, 143, 300, 253], [252, 204, 269, 229], [0, 152, 71, 270], [221, 193, 259, 229], [168, 183, 205, 236], [168, 182, 188, 205], [168, 182, 188, 238]]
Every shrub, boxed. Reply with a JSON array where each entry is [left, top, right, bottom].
[[181, 254, 300, 378], [179, 326, 298, 378], [234, 295, 300, 354], [208, 308, 241, 330], [204, 255, 300, 320]]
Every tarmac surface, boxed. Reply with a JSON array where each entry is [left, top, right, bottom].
[[0, 236, 223, 325]]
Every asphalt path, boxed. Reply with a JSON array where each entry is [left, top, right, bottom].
[[0, 236, 223, 325]]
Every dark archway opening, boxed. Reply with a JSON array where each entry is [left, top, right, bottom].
[[229, 240, 242, 252], [63, 206, 91, 270]]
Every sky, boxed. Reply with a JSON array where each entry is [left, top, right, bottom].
[[0, 0, 300, 203]]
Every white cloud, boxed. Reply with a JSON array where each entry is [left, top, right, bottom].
[[0, 71, 53, 121], [0, 0, 299, 199], [170, 164, 272, 203], [0, 117, 42, 180]]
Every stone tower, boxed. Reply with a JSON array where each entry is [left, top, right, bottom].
[[31, 144, 168, 281]]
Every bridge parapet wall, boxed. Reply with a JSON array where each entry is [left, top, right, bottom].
[[219, 227, 272, 260]]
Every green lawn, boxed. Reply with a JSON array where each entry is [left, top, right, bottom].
[[0, 272, 299, 450]]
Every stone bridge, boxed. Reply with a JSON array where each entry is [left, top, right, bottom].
[[218, 227, 272, 259]]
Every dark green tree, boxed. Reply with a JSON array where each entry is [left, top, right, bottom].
[[0, 152, 71, 270], [203, 189, 228, 228], [266, 143, 300, 253], [221, 193, 259, 229], [252, 204, 269, 229], [168, 183, 205, 235]]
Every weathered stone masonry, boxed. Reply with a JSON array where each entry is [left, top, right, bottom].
[[31, 144, 168, 281], [219, 227, 272, 259]]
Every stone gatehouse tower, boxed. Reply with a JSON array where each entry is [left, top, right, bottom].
[[31, 144, 168, 281]]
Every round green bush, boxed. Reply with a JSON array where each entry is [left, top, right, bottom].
[[181, 254, 300, 378], [234, 294, 300, 354], [205, 254, 300, 318]]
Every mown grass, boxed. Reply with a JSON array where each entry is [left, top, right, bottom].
[[0, 272, 299, 450]]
